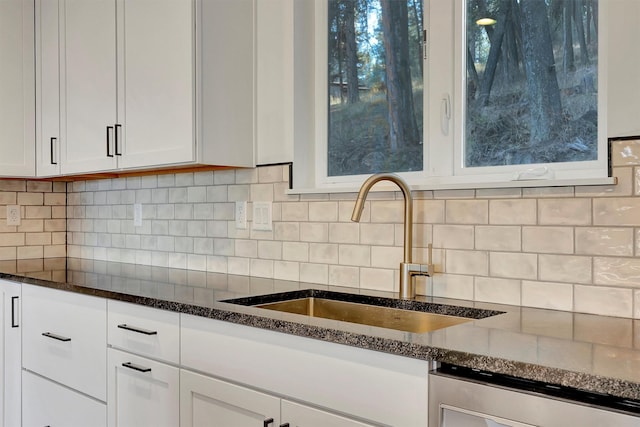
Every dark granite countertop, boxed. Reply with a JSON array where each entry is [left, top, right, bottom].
[[3, 257, 640, 403]]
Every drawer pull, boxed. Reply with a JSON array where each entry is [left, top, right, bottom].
[[117, 323, 158, 335], [263, 419, 274, 427], [279, 424, 290, 427], [122, 362, 152, 373], [42, 332, 71, 342]]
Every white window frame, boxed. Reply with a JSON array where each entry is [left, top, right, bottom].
[[293, 0, 614, 193]]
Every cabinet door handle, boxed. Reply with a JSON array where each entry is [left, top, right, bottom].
[[117, 323, 158, 336], [42, 332, 71, 342], [279, 424, 290, 427], [122, 362, 152, 373], [10, 296, 18, 328], [263, 419, 274, 427], [106, 126, 114, 157], [115, 124, 122, 156], [50, 137, 57, 165]]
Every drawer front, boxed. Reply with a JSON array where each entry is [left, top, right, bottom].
[[23, 370, 106, 427], [22, 284, 107, 401], [107, 300, 180, 364], [108, 348, 179, 427], [181, 314, 429, 427]]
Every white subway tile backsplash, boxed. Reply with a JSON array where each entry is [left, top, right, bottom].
[[359, 267, 394, 291], [300, 223, 328, 242], [575, 227, 633, 256], [309, 243, 339, 264], [433, 225, 474, 249], [446, 250, 488, 276], [522, 227, 573, 254], [475, 226, 521, 251], [359, 223, 395, 246], [50, 155, 640, 318], [574, 285, 633, 317], [282, 242, 309, 262], [538, 199, 591, 225], [309, 201, 338, 222], [446, 200, 488, 224], [300, 263, 328, 285], [371, 246, 404, 269], [475, 277, 521, 305], [338, 244, 370, 267], [539, 254, 592, 284], [489, 252, 537, 280], [522, 280, 573, 311], [281, 202, 309, 221], [329, 223, 359, 244], [593, 197, 640, 226], [432, 274, 474, 300], [489, 199, 537, 225], [329, 265, 359, 288]]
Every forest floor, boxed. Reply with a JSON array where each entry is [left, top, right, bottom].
[[328, 63, 598, 177]]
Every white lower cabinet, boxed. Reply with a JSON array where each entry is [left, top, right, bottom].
[[107, 348, 179, 427], [181, 314, 429, 427], [180, 369, 378, 427], [22, 370, 106, 427], [180, 369, 281, 427], [280, 400, 379, 427], [0, 280, 20, 427]]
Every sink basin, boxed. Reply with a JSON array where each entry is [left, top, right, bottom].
[[257, 297, 472, 333], [223, 290, 502, 334]]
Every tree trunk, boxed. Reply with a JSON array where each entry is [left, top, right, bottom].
[[344, 0, 360, 104], [573, 0, 590, 65], [380, 0, 420, 150], [478, 0, 511, 106], [563, 1, 575, 72], [519, 0, 563, 145]]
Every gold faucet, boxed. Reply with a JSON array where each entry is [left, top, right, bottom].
[[351, 173, 434, 299]]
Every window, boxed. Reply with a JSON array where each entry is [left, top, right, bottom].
[[298, 0, 610, 191]]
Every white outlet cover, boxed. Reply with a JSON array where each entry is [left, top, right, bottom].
[[6, 205, 20, 226], [235, 201, 247, 229], [134, 203, 143, 227]]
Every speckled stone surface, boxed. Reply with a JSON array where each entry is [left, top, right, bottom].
[[3, 257, 640, 403]]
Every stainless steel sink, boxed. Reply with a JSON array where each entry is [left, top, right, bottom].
[[256, 297, 473, 333], [223, 289, 502, 334]]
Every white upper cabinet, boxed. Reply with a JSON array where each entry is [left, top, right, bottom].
[[0, 0, 35, 177], [36, 0, 256, 177], [116, 0, 195, 169], [255, 0, 294, 165], [61, 0, 118, 174]]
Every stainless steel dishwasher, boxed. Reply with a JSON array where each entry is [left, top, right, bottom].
[[429, 364, 640, 427]]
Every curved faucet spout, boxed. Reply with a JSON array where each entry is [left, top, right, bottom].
[[351, 173, 432, 299], [351, 173, 413, 263]]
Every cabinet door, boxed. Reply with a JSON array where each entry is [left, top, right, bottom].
[[180, 369, 281, 427], [108, 348, 179, 427], [281, 400, 380, 427], [22, 284, 107, 401], [116, 0, 195, 169], [0, 0, 35, 177], [35, 0, 61, 176], [0, 280, 20, 427], [60, 0, 118, 174], [23, 370, 106, 427]]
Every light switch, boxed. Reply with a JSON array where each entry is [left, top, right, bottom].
[[252, 202, 272, 231]]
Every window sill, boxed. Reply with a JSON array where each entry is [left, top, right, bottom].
[[288, 176, 617, 195]]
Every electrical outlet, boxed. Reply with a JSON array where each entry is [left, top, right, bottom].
[[235, 201, 247, 229], [6, 205, 20, 226], [252, 202, 272, 231], [134, 203, 143, 227]]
